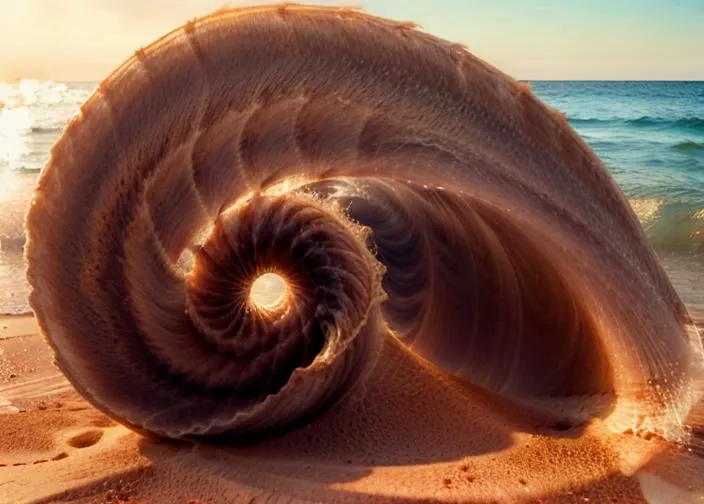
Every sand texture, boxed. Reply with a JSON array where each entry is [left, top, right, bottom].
[[1, 317, 703, 502]]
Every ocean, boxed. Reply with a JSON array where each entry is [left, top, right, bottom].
[[1, 79, 703, 314]]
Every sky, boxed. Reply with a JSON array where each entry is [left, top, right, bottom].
[[0, 0, 703, 82]]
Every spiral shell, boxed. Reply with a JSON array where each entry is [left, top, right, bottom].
[[25, 2, 703, 479]]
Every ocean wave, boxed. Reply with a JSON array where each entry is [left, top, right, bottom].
[[0, 79, 68, 108], [30, 126, 63, 134], [568, 117, 604, 125], [0, 235, 25, 251], [627, 116, 704, 129], [11, 166, 43, 174], [631, 199, 704, 253], [0, 311, 34, 317], [670, 140, 704, 153], [568, 115, 704, 132]]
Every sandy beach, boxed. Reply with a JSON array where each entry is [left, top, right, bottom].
[[0, 312, 701, 503]]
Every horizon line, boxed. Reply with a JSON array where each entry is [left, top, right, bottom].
[[2, 77, 703, 84]]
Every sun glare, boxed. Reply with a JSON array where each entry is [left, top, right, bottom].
[[249, 272, 288, 310], [0, 105, 32, 182]]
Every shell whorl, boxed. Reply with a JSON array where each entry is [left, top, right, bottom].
[[25, 4, 703, 445], [131, 192, 385, 436]]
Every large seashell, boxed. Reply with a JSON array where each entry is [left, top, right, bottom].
[[25, 4, 704, 502]]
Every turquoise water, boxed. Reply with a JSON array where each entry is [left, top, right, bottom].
[[532, 81, 704, 256], [532, 81, 704, 203], [0, 80, 702, 313]]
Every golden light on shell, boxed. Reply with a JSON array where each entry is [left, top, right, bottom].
[[19, 5, 704, 503], [249, 272, 289, 311]]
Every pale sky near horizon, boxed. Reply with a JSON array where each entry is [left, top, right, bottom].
[[1, 0, 703, 82]]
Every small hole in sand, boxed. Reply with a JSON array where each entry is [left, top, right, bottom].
[[68, 430, 103, 448], [52, 452, 68, 461]]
